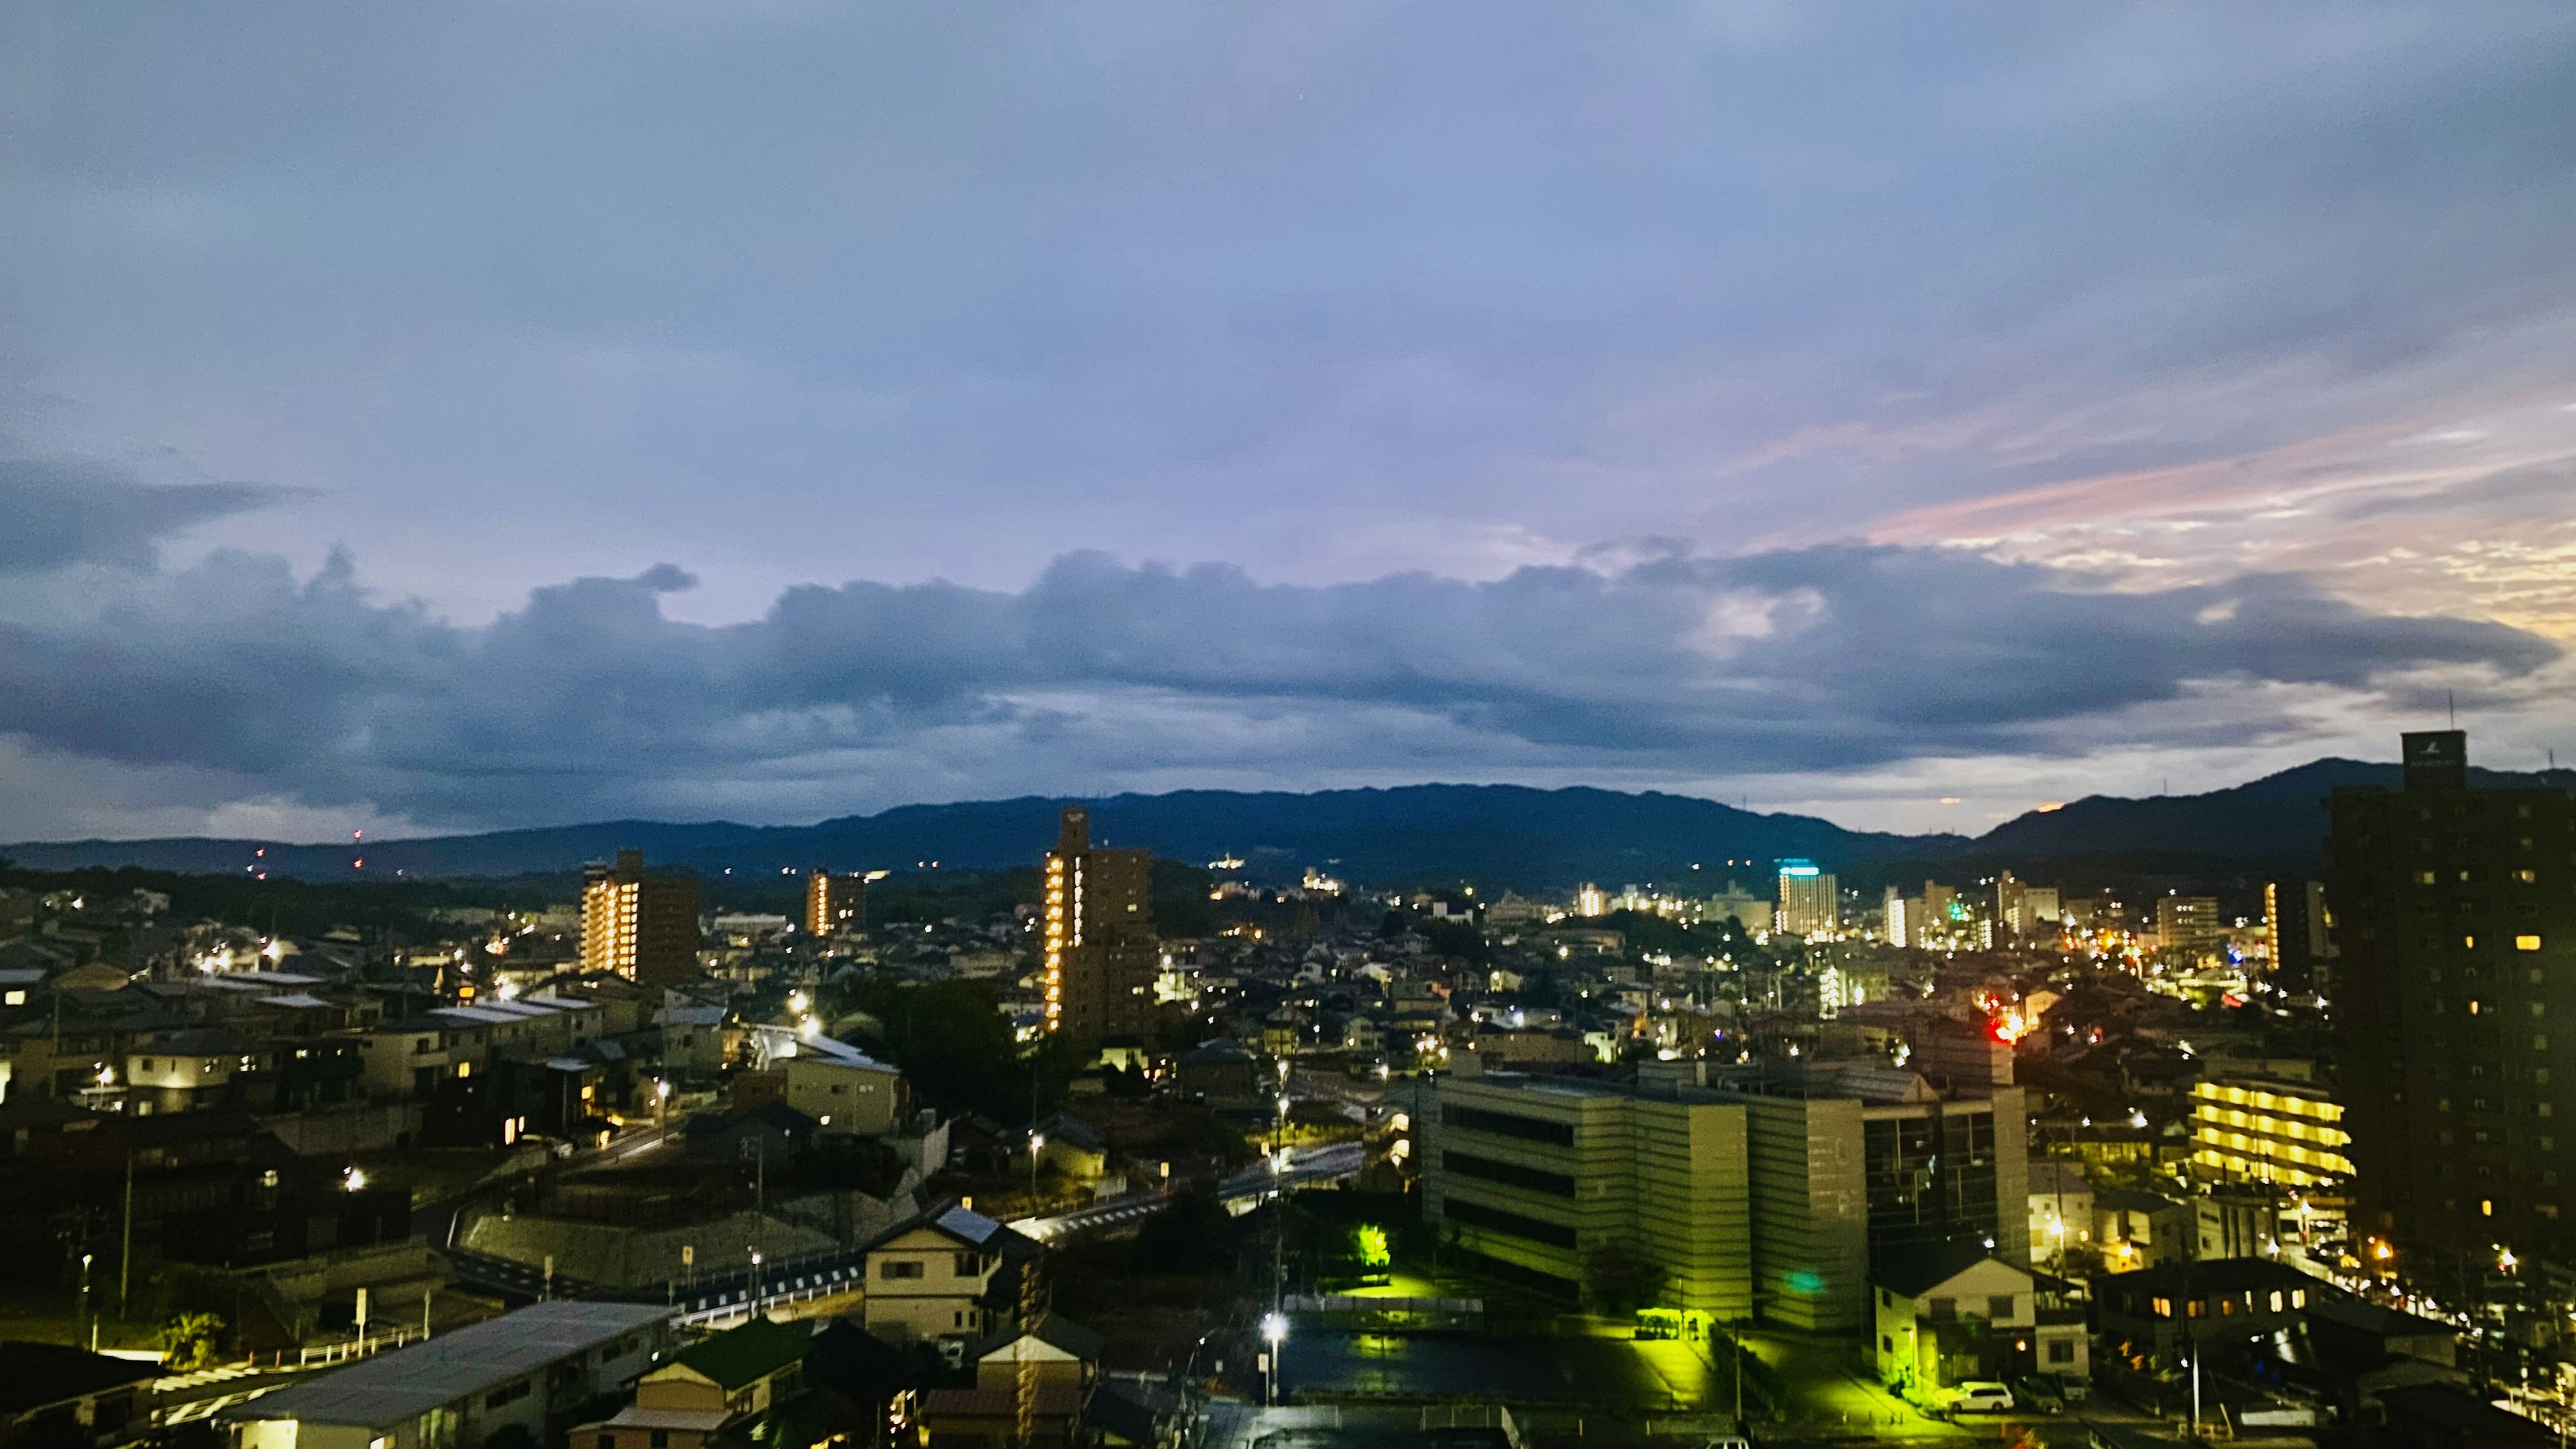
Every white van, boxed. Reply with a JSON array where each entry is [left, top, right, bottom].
[[1951, 1383, 2015, 1413]]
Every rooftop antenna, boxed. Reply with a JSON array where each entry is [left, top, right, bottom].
[[2448, 690, 2457, 729]]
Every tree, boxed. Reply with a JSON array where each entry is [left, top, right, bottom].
[[1129, 1190, 1234, 1275], [159, 1311, 227, 1371]]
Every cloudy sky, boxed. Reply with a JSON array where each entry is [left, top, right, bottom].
[[3, 1, 2574, 842]]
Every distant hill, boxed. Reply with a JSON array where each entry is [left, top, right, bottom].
[[1969, 759, 2575, 869], [9, 760, 2569, 890], [2, 785, 1955, 891]]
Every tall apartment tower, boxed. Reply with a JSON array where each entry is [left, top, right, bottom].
[[805, 869, 868, 938], [1775, 860, 1839, 937], [1042, 807, 1159, 1047], [580, 849, 701, 989], [2331, 730, 2576, 1268]]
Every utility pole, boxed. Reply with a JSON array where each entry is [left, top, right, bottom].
[[119, 1150, 134, 1318]]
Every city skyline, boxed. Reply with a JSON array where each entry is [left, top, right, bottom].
[[4, 3, 2574, 842]]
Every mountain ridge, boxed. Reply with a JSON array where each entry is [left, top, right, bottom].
[[9, 759, 2570, 890]]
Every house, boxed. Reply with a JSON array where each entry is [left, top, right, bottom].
[[912, 1383, 1084, 1449], [1035, 1116, 1108, 1181], [781, 1049, 908, 1136], [973, 1314, 1102, 1392], [2094, 1189, 2192, 1271], [861, 1201, 1042, 1346], [910, 1314, 1104, 1449], [576, 1316, 808, 1449], [1870, 1243, 2069, 1403], [807, 1318, 916, 1449], [0, 1342, 158, 1449], [225, 1301, 675, 1449], [1175, 1039, 1257, 1103], [2026, 1160, 2093, 1267]]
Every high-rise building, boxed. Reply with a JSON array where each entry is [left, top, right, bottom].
[[579, 850, 701, 989], [2262, 880, 2337, 995], [1883, 888, 1914, 947], [1042, 807, 1159, 1048], [1775, 861, 1838, 937], [805, 869, 869, 938], [1996, 873, 2060, 938], [2155, 896, 2221, 957], [2331, 730, 2576, 1267]]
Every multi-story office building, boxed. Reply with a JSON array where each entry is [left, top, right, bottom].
[[2332, 730, 2576, 1267], [1423, 1073, 1754, 1327], [2188, 1075, 2353, 1188], [1775, 861, 1839, 937], [2155, 895, 2222, 959], [1424, 1060, 2024, 1333], [804, 869, 869, 938], [1042, 808, 1159, 1048], [580, 850, 701, 988]]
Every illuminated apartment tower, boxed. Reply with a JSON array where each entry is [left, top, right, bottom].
[[805, 869, 868, 937], [1774, 859, 1838, 937], [580, 849, 701, 988], [1042, 806, 1159, 1047], [2332, 730, 2576, 1269]]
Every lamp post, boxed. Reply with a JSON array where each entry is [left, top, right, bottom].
[[1260, 1311, 1288, 1408], [76, 1253, 93, 1354]]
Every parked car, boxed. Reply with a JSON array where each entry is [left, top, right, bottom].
[[1701, 1436, 1754, 1449], [2015, 1377, 2065, 1412], [1950, 1383, 2016, 1413]]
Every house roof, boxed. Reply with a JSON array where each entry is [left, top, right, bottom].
[[974, 1312, 1104, 1364], [220, 1301, 671, 1427], [1874, 1240, 2023, 1299], [663, 1316, 810, 1391], [866, 1199, 1041, 1259], [2095, 1188, 2185, 1214], [0, 1342, 159, 1413]]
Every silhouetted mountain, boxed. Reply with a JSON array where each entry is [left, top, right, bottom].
[[3, 786, 1953, 890], [1970, 759, 2576, 870], [11, 759, 2570, 890]]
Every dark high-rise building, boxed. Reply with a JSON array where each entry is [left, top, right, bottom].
[[580, 849, 702, 989], [2331, 731, 2576, 1267], [1042, 807, 1159, 1048], [806, 869, 869, 938]]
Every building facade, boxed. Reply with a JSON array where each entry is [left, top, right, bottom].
[[805, 870, 869, 938], [1042, 808, 1159, 1048], [580, 851, 701, 989], [2188, 1074, 2353, 1187], [1775, 861, 1838, 938], [1422, 1074, 1755, 1327], [2331, 730, 2576, 1267]]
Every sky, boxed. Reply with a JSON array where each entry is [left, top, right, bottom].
[[3, 1, 2574, 843]]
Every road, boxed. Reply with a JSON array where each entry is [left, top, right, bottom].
[[1020, 1141, 1368, 1243]]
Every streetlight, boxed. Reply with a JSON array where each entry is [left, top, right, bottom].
[[1260, 1312, 1289, 1407], [748, 1249, 763, 1319], [78, 1254, 94, 1352], [655, 1078, 672, 1128]]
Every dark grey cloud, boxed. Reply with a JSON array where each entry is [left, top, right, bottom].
[[0, 545, 2548, 830], [3, 3, 2572, 612], [0, 453, 284, 572]]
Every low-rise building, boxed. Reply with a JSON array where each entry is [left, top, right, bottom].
[[861, 1201, 1041, 1347], [225, 1301, 675, 1449], [576, 1316, 808, 1449]]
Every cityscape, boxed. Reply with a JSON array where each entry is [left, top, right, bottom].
[[5, 9, 2575, 1449], [1, 728, 2571, 1449]]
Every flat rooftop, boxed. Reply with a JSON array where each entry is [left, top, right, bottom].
[[222, 1301, 672, 1428]]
